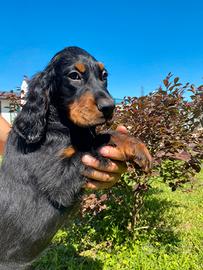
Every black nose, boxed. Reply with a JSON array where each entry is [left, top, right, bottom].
[[98, 100, 115, 119]]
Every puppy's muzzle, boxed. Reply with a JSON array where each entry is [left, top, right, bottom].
[[97, 99, 115, 120]]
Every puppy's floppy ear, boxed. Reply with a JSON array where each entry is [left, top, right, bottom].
[[14, 69, 55, 144]]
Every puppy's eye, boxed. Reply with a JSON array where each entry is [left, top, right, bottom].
[[68, 72, 81, 81], [102, 70, 108, 81]]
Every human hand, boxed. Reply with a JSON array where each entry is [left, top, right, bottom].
[[82, 125, 152, 190], [82, 126, 128, 190]]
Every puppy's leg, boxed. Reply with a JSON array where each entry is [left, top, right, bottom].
[[94, 131, 152, 172]]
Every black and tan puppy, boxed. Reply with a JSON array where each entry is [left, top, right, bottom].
[[0, 47, 152, 269]]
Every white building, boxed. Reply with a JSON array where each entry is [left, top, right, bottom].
[[0, 76, 29, 125], [20, 76, 29, 105]]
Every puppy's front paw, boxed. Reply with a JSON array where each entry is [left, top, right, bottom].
[[107, 131, 152, 172]]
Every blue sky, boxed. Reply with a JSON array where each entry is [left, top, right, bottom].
[[0, 0, 203, 99]]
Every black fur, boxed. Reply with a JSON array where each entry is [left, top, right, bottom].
[[0, 47, 114, 269]]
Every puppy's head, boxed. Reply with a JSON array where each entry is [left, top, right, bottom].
[[14, 47, 114, 144], [51, 47, 115, 127]]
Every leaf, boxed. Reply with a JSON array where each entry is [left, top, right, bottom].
[[174, 77, 179, 84], [163, 79, 169, 87], [156, 150, 166, 158], [174, 151, 191, 162]]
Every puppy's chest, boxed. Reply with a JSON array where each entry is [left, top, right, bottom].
[[63, 132, 111, 159]]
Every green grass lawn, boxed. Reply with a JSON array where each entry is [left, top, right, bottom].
[[33, 169, 203, 270]]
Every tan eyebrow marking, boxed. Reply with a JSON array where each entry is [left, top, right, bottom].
[[75, 63, 86, 73], [98, 62, 104, 71]]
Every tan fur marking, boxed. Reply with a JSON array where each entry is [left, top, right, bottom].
[[98, 62, 104, 71], [68, 91, 103, 127], [75, 63, 86, 73], [61, 146, 76, 158]]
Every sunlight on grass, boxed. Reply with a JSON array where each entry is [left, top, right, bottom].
[[33, 168, 203, 270]]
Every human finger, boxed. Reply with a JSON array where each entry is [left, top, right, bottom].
[[82, 155, 126, 173], [99, 146, 127, 161], [82, 169, 118, 182], [115, 125, 128, 134]]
